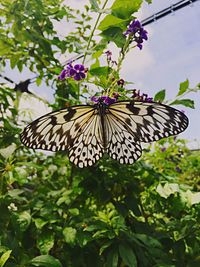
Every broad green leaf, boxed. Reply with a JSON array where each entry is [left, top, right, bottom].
[[100, 27, 126, 48], [30, 255, 62, 267], [99, 241, 112, 255], [106, 249, 118, 267], [37, 232, 54, 254], [17, 211, 31, 231], [170, 99, 194, 109], [89, 66, 111, 77], [154, 89, 166, 102], [34, 218, 48, 230], [135, 234, 162, 249], [63, 227, 77, 245], [119, 244, 137, 267], [177, 79, 189, 96], [98, 15, 127, 31], [0, 250, 12, 267], [68, 208, 79, 216], [7, 189, 24, 198], [111, 0, 142, 19], [0, 40, 12, 56], [10, 53, 21, 69]]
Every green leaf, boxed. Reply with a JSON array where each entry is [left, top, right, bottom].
[[68, 208, 79, 216], [0, 40, 12, 56], [101, 27, 126, 48], [30, 255, 62, 267], [135, 234, 163, 249], [111, 0, 142, 19], [154, 89, 166, 102], [10, 53, 21, 69], [89, 66, 111, 77], [0, 250, 12, 267], [16, 211, 31, 231], [106, 249, 118, 267], [34, 218, 48, 230], [98, 15, 127, 31], [170, 99, 194, 109], [37, 232, 54, 254], [119, 244, 137, 267], [177, 79, 189, 96], [89, 0, 100, 12], [36, 76, 42, 86], [63, 227, 77, 245], [7, 189, 24, 198]]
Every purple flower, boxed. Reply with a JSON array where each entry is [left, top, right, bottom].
[[101, 96, 116, 105], [91, 96, 116, 105], [146, 97, 153, 103], [117, 79, 125, 87], [112, 92, 120, 100], [105, 50, 112, 61], [161, 147, 166, 152], [58, 69, 67, 80], [175, 166, 182, 173], [58, 63, 87, 81], [124, 20, 148, 50], [73, 64, 87, 81], [131, 89, 153, 102], [90, 96, 99, 103]]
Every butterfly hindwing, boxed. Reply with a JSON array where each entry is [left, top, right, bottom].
[[108, 101, 188, 143], [68, 111, 104, 168], [104, 112, 142, 164]]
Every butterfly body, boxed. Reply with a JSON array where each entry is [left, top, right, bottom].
[[20, 99, 189, 168]]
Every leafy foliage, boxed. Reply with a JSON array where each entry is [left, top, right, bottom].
[[0, 0, 200, 266]]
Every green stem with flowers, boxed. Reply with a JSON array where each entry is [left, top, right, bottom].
[[106, 35, 134, 96]]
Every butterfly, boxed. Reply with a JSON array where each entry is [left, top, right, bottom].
[[20, 99, 189, 168]]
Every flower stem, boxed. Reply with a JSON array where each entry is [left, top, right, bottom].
[[106, 36, 132, 96], [82, 0, 109, 64]]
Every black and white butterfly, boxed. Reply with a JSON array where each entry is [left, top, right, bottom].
[[20, 99, 189, 168]]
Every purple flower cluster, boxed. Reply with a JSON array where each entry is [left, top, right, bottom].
[[105, 50, 117, 66], [131, 89, 153, 102], [124, 20, 148, 50], [91, 95, 117, 105], [58, 63, 87, 81]]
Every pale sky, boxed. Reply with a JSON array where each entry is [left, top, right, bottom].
[[2, 0, 200, 148]]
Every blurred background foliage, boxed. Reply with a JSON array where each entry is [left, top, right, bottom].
[[0, 0, 200, 266]]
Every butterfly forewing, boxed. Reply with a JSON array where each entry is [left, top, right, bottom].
[[108, 101, 189, 143], [20, 105, 104, 167]]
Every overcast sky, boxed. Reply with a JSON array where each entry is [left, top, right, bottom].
[[2, 0, 200, 147], [122, 0, 200, 145]]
